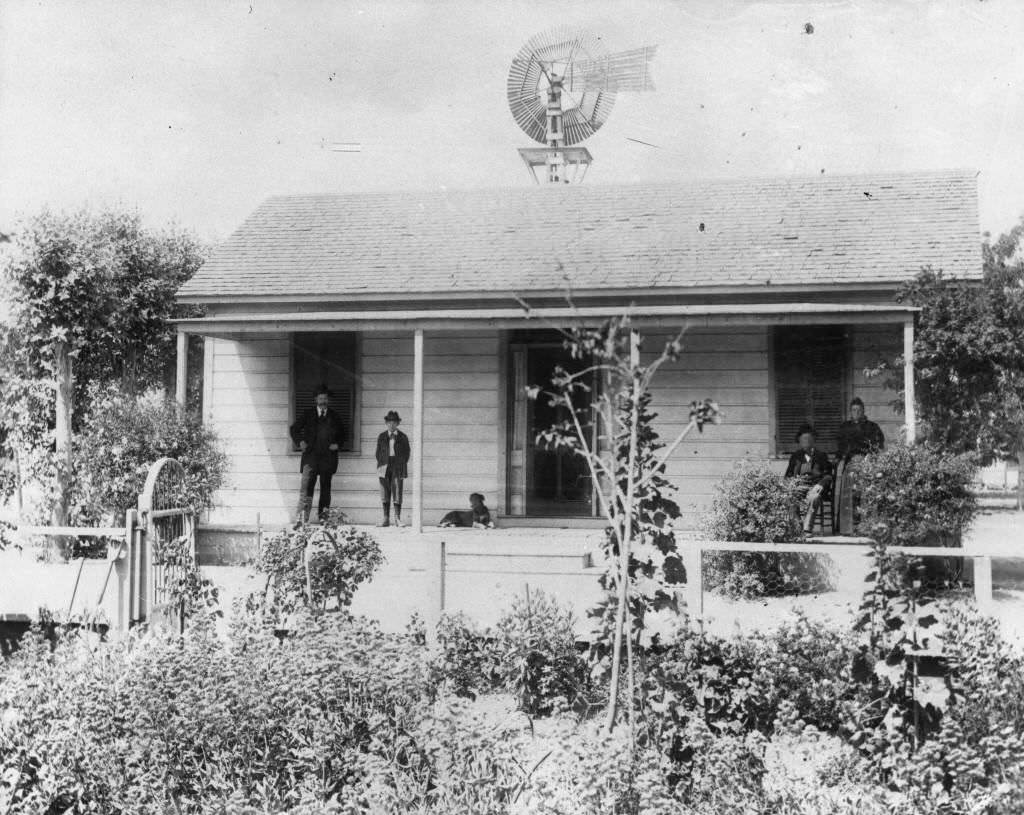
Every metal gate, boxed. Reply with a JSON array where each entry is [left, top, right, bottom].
[[133, 457, 196, 631]]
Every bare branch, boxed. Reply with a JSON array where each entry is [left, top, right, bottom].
[[637, 418, 699, 490]]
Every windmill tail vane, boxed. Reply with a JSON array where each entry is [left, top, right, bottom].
[[564, 46, 658, 93]]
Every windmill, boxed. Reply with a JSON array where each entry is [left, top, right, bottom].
[[507, 27, 656, 184]]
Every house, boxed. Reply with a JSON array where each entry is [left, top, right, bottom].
[[174, 170, 981, 548]]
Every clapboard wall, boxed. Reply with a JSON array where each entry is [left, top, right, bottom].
[[203, 324, 902, 531]]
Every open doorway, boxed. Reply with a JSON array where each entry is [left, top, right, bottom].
[[508, 335, 596, 517]]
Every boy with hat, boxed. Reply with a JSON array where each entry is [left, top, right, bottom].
[[375, 410, 411, 527]]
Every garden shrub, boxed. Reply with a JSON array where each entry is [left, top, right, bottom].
[[641, 613, 865, 742], [852, 442, 978, 547], [251, 514, 384, 623], [356, 696, 531, 814], [701, 462, 834, 598], [155, 532, 222, 626], [71, 383, 226, 527], [845, 594, 1024, 811], [0, 613, 434, 814], [430, 589, 590, 716], [527, 723, 682, 814], [494, 588, 591, 717], [839, 544, 1024, 811], [432, 611, 502, 700]]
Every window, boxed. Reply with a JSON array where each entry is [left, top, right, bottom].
[[291, 332, 358, 452], [773, 325, 848, 454]]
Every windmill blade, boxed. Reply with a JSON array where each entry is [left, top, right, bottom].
[[508, 27, 642, 146], [564, 46, 657, 93]]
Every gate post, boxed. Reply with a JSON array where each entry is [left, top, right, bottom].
[[974, 555, 994, 614], [683, 543, 704, 626], [114, 509, 137, 630]]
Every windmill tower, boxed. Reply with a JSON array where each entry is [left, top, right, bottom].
[[507, 27, 657, 184]]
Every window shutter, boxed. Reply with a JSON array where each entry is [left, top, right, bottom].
[[293, 333, 358, 451], [774, 326, 847, 453]]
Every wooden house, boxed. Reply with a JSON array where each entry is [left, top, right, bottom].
[[174, 170, 981, 545]]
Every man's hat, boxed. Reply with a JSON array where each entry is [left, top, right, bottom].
[[316, 384, 331, 396], [795, 423, 816, 442], [385, 410, 401, 423]]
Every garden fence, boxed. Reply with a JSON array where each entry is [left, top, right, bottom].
[[12, 457, 196, 633], [678, 539, 1000, 636], [431, 536, 1014, 639]]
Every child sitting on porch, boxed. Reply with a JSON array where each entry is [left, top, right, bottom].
[[375, 410, 410, 527], [784, 423, 833, 536]]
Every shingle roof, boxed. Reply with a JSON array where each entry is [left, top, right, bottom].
[[178, 169, 981, 302]]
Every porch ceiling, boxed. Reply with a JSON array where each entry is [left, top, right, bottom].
[[175, 302, 918, 337]]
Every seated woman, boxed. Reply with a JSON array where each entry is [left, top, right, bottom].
[[834, 397, 885, 534], [784, 423, 834, 536]]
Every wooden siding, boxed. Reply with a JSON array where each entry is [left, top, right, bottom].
[[204, 324, 903, 532]]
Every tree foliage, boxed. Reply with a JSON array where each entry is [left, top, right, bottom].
[[888, 218, 1024, 474], [0, 207, 207, 516], [1, 207, 206, 405], [70, 384, 226, 526]]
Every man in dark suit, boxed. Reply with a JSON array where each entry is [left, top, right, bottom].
[[785, 423, 834, 535], [289, 384, 345, 523], [375, 410, 410, 527]]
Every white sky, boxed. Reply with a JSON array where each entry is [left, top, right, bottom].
[[1, 0, 1023, 243]]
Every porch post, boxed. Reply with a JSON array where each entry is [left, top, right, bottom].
[[175, 331, 188, 407], [412, 329, 425, 533], [903, 318, 916, 444]]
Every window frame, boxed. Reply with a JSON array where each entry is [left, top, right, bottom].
[[288, 331, 362, 457]]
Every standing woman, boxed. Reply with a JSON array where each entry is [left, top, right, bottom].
[[376, 410, 410, 527], [834, 397, 885, 534]]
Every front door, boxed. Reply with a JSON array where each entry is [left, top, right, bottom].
[[508, 340, 595, 517]]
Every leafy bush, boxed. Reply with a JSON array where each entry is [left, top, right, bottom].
[[70, 383, 226, 526], [432, 611, 502, 700], [846, 580, 1024, 811], [852, 443, 978, 547], [0, 614, 433, 813], [155, 532, 222, 626], [357, 696, 532, 814], [701, 463, 834, 598], [251, 515, 384, 623], [494, 587, 591, 716], [527, 723, 683, 814], [702, 462, 804, 544], [430, 589, 591, 717], [641, 613, 865, 742], [899, 605, 1024, 812]]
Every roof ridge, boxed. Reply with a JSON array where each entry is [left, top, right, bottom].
[[252, 168, 978, 204]]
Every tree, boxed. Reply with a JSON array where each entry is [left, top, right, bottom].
[[530, 316, 721, 734], [889, 217, 1024, 508], [0, 207, 207, 522]]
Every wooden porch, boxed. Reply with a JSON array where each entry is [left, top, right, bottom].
[[176, 301, 920, 532]]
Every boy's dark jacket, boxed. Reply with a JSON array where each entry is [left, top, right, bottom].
[[375, 430, 411, 479], [289, 407, 345, 474]]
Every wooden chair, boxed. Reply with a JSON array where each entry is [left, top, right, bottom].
[[812, 473, 837, 536]]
